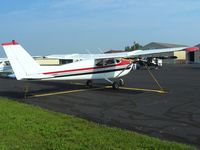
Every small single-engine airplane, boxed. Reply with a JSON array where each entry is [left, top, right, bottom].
[[1, 40, 199, 89]]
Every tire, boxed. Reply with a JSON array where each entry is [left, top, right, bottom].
[[119, 78, 125, 86], [112, 81, 119, 90], [86, 80, 93, 88]]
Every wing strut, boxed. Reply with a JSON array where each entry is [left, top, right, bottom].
[[142, 62, 165, 92]]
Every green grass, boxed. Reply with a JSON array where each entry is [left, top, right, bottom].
[[0, 97, 196, 150]]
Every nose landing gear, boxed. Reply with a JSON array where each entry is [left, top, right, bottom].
[[119, 78, 125, 86]]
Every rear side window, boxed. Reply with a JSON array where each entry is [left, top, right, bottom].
[[95, 59, 104, 67]]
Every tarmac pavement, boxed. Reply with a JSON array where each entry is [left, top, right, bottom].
[[0, 64, 200, 147]]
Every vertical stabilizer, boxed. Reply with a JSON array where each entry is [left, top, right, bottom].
[[2, 40, 41, 80]]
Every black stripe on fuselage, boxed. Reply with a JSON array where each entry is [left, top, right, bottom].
[[54, 67, 131, 78]]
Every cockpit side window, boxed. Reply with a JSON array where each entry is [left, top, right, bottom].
[[104, 58, 115, 66]]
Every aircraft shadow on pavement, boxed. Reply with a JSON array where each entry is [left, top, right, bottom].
[[0, 80, 145, 99], [29, 81, 144, 96], [97, 88, 144, 95]]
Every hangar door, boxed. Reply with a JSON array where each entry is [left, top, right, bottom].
[[188, 52, 195, 62]]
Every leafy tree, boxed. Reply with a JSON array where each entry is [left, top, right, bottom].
[[125, 41, 143, 51], [125, 46, 131, 51]]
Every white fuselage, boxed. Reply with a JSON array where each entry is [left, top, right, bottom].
[[35, 58, 133, 81]]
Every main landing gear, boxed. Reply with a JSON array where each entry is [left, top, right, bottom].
[[86, 78, 125, 90], [112, 79, 124, 89], [106, 78, 125, 90], [112, 81, 119, 89]]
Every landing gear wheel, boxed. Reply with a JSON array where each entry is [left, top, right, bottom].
[[112, 81, 119, 90], [86, 80, 93, 88], [119, 78, 125, 86]]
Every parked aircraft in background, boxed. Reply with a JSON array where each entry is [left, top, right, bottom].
[[0, 58, 14, 77], [0, 58, 10, 72], [133, 56, 178, 70], [1, 40, 199, 89]]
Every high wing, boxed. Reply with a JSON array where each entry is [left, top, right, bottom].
[[46, 54, 81, 60], [46, 53, 126, 60], [46, 47, 199, 60], [130, 47, 198, 56]]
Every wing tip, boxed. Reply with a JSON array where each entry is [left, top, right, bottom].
[[2, 40, 19, 46], [185, 47, 199, 52]]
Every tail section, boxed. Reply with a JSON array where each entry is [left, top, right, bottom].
[[2, 40, 42, 80]]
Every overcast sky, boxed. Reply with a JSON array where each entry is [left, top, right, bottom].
[[0, 0, 200, 56]]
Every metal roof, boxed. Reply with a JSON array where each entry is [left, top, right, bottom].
[[143, 42, 188, 50], [195, 43, 200, 48]]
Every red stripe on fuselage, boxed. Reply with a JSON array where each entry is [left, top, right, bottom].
[[43, 59, 131, 75]]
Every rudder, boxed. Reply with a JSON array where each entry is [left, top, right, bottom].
[[2, 40, 41, 80]]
